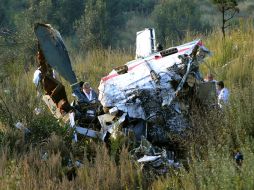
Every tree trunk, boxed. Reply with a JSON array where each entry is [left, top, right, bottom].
[[222, 6, 225, 39]]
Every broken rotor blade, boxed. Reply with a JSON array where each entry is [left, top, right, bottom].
[[34, 23, 77, 84]]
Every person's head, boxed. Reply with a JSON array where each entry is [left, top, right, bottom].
[[156, 43, 163, 52], [206, 73, 214, 82], [216, 81, 224, 90], [83, 82, 91, 93]]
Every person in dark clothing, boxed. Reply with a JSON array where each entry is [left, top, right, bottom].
[[234, 151, 243, 166], [80, 82, 98, 103]]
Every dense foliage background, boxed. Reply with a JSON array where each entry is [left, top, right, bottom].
[[0, 0, 254, 189]]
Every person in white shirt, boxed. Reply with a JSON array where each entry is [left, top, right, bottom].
[[216, 81, 230, 108], [33, 69, 42, 87]]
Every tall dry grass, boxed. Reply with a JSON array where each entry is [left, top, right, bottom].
[[0, 139, 143, 190]]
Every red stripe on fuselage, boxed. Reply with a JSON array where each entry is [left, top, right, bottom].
[[101, 46, 192, 82], [178, 47, 190, 53]]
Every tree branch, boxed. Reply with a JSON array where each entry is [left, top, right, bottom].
[[225, 9, 238, 22]]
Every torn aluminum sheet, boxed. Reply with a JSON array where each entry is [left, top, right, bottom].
[[98, 113, 127, 140], [138, 155, 180, 170], [133, 136, 180, 173], [99, 39, 211, 120], [75, 126, 102, 139], [138, 155, 161, 163]]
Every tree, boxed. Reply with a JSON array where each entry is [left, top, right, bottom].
[[76, 0, 109, 50], [212, 0, 239, 38], [75, 0, 130, 51], [152, 0, 208, 46], [50, 0, 85, 35]]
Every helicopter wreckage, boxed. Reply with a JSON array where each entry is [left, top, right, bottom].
[[32, 24, 216, 171]]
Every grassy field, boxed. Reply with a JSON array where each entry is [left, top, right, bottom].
[[0, 20, 253, 189]]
